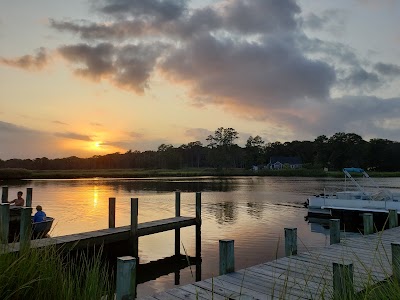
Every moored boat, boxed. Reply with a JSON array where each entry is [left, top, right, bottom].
[[8, 207, 54, 242], [307, 168, 400, 217]]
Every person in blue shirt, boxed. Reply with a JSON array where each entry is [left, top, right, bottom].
[[33, 205, 46, 222]]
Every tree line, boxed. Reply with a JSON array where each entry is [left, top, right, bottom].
[[1, 128, 400, 171]]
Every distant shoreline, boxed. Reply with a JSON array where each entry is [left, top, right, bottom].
[[1, 168, 400, 180]]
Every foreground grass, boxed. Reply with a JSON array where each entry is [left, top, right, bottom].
[[2, 167, 400, 180], [0, 245, 113, 300]]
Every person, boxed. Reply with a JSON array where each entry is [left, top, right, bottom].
[[33, 205, 46, 223], [8, 191, 25, 206]]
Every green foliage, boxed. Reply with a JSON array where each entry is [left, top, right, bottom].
[[0, 246, 113, 299], [0, 168, 33, 180]]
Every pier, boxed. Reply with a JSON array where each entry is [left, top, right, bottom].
[[138, 221, 400, 299], [0, 189, 202, 262]]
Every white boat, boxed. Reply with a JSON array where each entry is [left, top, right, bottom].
[[307, 168, 400, 215]]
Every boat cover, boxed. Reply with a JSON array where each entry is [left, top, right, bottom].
[[343, 167, 365, 173]]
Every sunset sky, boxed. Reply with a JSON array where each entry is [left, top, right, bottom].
[[1, 0, 400, 159]]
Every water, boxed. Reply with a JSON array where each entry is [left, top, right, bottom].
[[3, 176, 400, 297]]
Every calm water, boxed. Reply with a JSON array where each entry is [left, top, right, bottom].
[[3, 176, 400, 297]]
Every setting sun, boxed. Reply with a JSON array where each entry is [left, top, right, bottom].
[[94, 142, 101, 148]]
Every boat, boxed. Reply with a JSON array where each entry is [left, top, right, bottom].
[[307, 168, 400, 217], [8, 207, 54, 242]]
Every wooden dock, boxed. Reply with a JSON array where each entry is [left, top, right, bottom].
[[1, 191, 202, 260], [138, 227, 400, 300]]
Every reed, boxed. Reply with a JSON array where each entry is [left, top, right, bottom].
[[0, 245, 113, 299]]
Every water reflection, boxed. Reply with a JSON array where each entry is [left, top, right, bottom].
[[2, 176, 400, 298], [208, 202, 238, 224]]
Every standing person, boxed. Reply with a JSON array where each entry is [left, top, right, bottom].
[[33, 205, 46, 222], [8, 191, 25, 206]]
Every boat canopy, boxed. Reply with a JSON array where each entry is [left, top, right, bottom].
[[343, 167, 365, 173]]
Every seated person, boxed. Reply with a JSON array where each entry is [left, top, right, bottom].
[[33, 205, 46, 222], [8, 191, 25, 206]]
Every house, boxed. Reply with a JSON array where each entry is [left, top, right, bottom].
[[267, 156, 302, 170]]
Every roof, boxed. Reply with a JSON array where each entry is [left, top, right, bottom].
[[270, 156, 302, 165]]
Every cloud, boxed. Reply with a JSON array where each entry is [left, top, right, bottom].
[[53, 120, 68, 125], [374, 63, 400, 77], [302, 9, 346, 35], [0, 48, 49, 70], [54, 131, 93, 141], [0, 121, 62, 159], [162, 33, 336, 110], [58, 42, 166, 93], [127, 131, 144, 138]]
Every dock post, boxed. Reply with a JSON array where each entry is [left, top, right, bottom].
[[116, 256, 136, 300], [0, 203, 10, 244], [130, 198, 139, 258], [109, 197, 116, 228], [26, 188, 33, 207], [284, 228, 297, 256], [363, 213, 374, 235], [1, 186, 8, 203], [389, 210, 398, 229], [196, 192, 201, 259], [175, 191, 181, 257], [391, 243, 400, 282], [219, 239, 234, 275], [20, 207, 33, 250], [333, 262, 354, 300], [330, 219, 341, 245]]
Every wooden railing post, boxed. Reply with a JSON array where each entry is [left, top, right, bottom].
[[20, 207, 33, 250], [389, 210, 398, 229], [333, 262, 354, 300], [363, 213, 374, 235], [130, 198, 139, 258], [1, 186, 8, 203], [196, 192, 201, 259], [392, 243, 400, 282], [284, 228, 297, 256], [109, 197, 116, 228], [175, 191, 181, 257], [0, 203, 10, 244], [26, 188, 33, 207], [330, 219, 341, 245], [219, 239, 234, 275], [116, 256, 137, 300]]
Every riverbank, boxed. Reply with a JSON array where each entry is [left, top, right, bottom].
[[1, 167, 400, 180]]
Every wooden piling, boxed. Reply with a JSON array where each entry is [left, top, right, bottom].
[[20, 207, 33, 250], [389, 210, 398, 229], [1, 186, 8, 203], [195, 192, 201, 259], [392, 243, 400, 282], [130, 198, 139, 258], [363, 213, 374, 235], [26, 188, 33, 207], [219, 239, 234, 275], [116, 256, 137, 300], [333, 262, 354, 300], [109, 197, 116, 228], [284, 228, 297, 256], [175, 191, 181, 257], [330, 219, 341, 245], [0, 203, 10, 244]]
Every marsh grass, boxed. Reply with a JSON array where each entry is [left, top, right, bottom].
[[0, 245, 113, 300]]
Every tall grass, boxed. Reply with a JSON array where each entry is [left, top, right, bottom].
[[0, 245, 113, 299]]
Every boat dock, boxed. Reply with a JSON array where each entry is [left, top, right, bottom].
[[0, 191, 201, 260], [138, 225, 400, 299]]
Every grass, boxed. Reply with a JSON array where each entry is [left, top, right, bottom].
[[0, 245, 113, 300], [2, 167, 400, 180]]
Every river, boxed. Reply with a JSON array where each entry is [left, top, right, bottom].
[[3, 176, 400, 297]]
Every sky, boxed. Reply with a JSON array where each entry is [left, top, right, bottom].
[[0, 0, 400, 160]]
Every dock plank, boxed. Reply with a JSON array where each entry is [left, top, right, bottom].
[[138, 227, 400, 299]]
